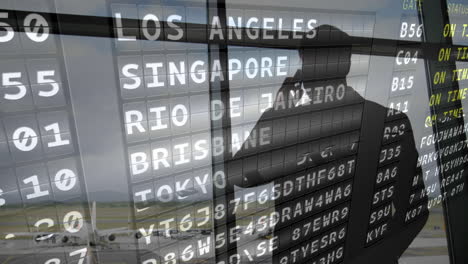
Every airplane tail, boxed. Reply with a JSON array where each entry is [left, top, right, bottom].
[[91, 201, 97, 231]]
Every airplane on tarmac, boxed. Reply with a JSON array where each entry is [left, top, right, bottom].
[[1, 201, 135, 250]]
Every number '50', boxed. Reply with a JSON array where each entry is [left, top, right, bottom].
[[0, 12, 50, 43]]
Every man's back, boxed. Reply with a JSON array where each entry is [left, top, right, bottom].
[[227, 69, 427, 264]]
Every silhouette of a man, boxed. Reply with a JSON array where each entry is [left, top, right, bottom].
[[223, 25, 428, 264]]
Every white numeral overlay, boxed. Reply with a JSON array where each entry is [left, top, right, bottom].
[[23, 175, 50, 199]]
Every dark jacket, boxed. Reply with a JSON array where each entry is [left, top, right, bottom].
[[227, 69, 428, 264]]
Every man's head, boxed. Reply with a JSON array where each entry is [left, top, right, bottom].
[[272, 25, 355, 109], [298, 25, 353, 81]]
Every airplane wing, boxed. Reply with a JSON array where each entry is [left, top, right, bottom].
[[97, 227, 132, 235], [3, 232, 61, 242], [90, 201, 133, 236]]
